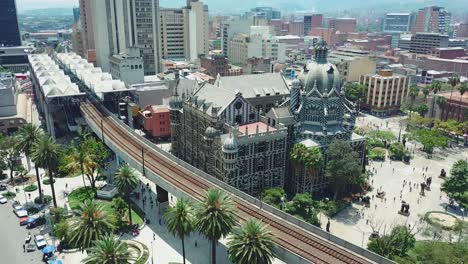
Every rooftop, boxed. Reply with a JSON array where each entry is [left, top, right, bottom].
[[439, 91, 468, 103], [238, 122, 276, 136]]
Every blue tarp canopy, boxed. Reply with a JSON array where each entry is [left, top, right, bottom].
[[25, 217, 37, 224], [47, 260, 62, 264], [42, 245, 56, 254]]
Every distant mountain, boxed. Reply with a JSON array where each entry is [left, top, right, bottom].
[[160, 0, 467, 14]]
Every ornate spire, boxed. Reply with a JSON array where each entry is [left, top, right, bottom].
[[314, 38, 328, 64]]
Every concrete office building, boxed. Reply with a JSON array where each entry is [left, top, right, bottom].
[[328, 18, 357, 33], [110, 47, 145, 86], [328, 48, 377, 83], [304, 14, 323, 36], [251, 7, 281, 20], [229, 33, 263, 66], [0, 73, 27, 133], [185, 1, 209, 61], [413, 6, 451, 34], [222, 17, 252, 57], [79, 0, 95, 63], [359, 69, 410, 116], [160, 8, 188, 60], [0, 46, 30, 73], [410, 32, 449, 54], [0, 0, 21, 47], [91, 0, 162, 75], [383, 13, 411, 33]]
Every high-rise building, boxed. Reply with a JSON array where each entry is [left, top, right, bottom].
[[91, 0, 162, 75], [160, 8, 187, 60], [457, 23, 468, 38], [73, 7, 81, 23], [250, 7, 281, 20], [134, 0, 162, 75], [304, 14, 323, 36], [185, 1, 209, 61], [328, 18, 357, 33], [383, 13, 411, 33], [359, 70, 410, 116], [412, 6, 451, 34], [0, 0, 21, 47], [222, 17, 252, 57], [79, 0, 95, 64], [410, 32, 449, 54]]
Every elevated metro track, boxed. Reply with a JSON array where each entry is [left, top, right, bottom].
[[81, 101, 390, 264]]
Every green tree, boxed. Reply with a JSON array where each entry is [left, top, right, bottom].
[[31, 135, 61, 208], [408, 85, 420, 117], [54, 220, 73, 248], [68, 200, 115, 251], [389, 143, 407, 160], [285, 193, 321, 227], [344, 83, 366, 111], [422, 87, 431, 102], [195, 188, 237, 264], [367, 225, 416, 259], [15, 124, 43, 199], [261, 187, 286, 209], [290, 144, 323, 168], [431, 80, 442, 94], [164, 198, 195, 264], [227, 219, 276, 264], [414, 104, 429, 117], [114, 164, 139, 226], [449, 74, 460, 101], [0, 135, 21, 181], [441, 160, 468, 208], [408, 129, 448, 154], [458, 82, 468, 105], [111, 197, 128, 228], [368, 147, 386, 161], [367, 130, 397, 143], [325, 141, 363, 200], [82, 236, 133, 264]]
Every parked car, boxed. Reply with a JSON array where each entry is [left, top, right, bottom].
[[27, 217, 46, 229], [14, 205, 28, 218], [34, 235, 47, 249], [0, 194, 7, 204], [19, 216, 29, 226], [26, 244, 36, 252]]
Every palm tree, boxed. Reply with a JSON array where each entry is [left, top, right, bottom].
[[195, 188, 237, 264], [422, 87, 430, 103], [227, 219, 276, 264], [15, 124, 43, 198], [65, 146, 91, 187], [408, 85, 419, 118], [82, 235, 133, 264], [431, 80, 442, 94], [436, 96, 447, 120], [458, 83, 467, 103], [69, 200, 114, 251], [31, 135, 61, 208], [114, 164, 138, 225], [449, 73, 460, 101], [164, 198, 195, 264]]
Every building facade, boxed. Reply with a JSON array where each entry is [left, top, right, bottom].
[[304, 14, 323, 36], [140, 105, 171, 138], [359, 70, 410, 116], [410, 32, 449, 54], [328, 18, 357, 33], [229, 33, 262, 65], [109, 47, 145, 86], [0, 0, 21, 47], [160, 8, 187, 60], [79, 0, 95, 63], [383, 13, 411, 33], [169, 75, 288, 196], [412, 6, 451, 34], [328, 48, 377, 83], [185, 1, 209, 61]]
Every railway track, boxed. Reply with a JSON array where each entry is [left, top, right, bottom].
[[81, 103, 374, 264]]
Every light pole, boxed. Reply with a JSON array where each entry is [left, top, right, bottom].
[[150, 240, 154, 264]]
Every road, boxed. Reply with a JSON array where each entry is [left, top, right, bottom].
[[0, 199, 43, 264]]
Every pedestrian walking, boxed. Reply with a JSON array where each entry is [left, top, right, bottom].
[[65, 183, 68, 189], [23, 244, 25, 252], [195, 240, 198, 247]]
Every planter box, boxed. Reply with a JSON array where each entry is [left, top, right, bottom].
[[96, 184, 118, 200]]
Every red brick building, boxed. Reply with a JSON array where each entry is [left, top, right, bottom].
[[328, 18, 357, 33], [432, 47, 465, 59], [139, 105, 171, 138], [438, 91, 468, 122], [200, 55, 243, 78]]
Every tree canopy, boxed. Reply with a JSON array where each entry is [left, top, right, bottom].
[[325, 140, 363, 200], [344, 83, 366, 103], [408, 129, 448, 154], [441, 160, 468, 207], [290, 144, 323, 169], [261, 187, 286, 209], [367, 225, 416, 259]]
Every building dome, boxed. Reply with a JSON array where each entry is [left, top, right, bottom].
[[222, 134, 238, 152], [205, 126, 218, 138], [298, 38, 341, 94]]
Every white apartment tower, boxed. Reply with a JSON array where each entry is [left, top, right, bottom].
[[185, 0, 209, 61], [91, 0, 161, 75], [160, 8, 187, 60]]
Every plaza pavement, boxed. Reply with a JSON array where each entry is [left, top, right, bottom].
[[321, 114, 468, 247]]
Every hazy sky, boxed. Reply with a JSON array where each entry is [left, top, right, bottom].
[[16, 0, 78, 11]]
